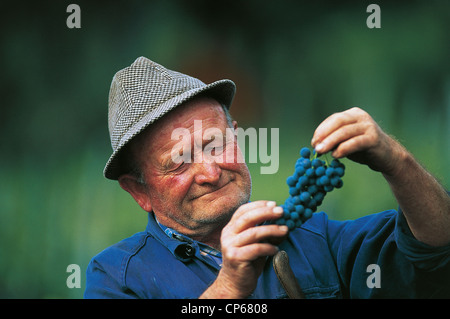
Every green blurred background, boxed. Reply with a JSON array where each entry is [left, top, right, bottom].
[[0, 0, 448, 298]]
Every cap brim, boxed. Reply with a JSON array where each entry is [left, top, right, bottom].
[[103, 79, 236, 180]]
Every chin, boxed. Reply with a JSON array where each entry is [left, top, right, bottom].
[[200, 192, 249, 220]]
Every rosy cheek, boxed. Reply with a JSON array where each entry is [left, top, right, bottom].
[[159, 174, 193, 199]]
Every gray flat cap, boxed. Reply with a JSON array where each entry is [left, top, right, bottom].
[[104, 57, 236, 180]]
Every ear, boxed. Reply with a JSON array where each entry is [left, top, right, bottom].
[[232, 120, 238, 131], [118, 174, 153, 212], [231, 120, 239, 140]]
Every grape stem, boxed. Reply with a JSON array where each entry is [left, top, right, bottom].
[[313, 148, 330, 166]]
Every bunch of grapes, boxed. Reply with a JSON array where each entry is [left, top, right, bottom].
[[273, 147, 346, 230]]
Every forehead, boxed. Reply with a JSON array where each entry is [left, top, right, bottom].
[[154, 97, 226, 131]]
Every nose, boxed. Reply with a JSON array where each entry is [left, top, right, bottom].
[[193, 161, 222, 185]]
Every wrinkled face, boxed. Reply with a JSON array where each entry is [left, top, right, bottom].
[[125, 97, 252, 236]]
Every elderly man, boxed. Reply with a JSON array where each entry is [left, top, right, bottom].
[[85, 57, 450, 299]]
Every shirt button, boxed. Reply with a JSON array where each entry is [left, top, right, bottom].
[[184, 244, 195, 257], [175, 244, 196, 260]]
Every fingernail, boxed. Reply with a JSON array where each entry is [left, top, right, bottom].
[[315, 143, 325, 152], [272, 206, 284, 214], [266, 201, 276, 207], [279, 225, 289, 232]]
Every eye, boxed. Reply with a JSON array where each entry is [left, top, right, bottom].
[[165, 161, 189, 174], [204, 139, 226, 156], [170, 147, 191, 165], [174, 161, 185, 169]]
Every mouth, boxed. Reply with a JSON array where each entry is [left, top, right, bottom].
[[190, 179, 233, 201]]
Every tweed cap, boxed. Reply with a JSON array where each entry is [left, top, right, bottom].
[[103, 57, 236, 180]]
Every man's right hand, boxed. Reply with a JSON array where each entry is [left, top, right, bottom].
[[200, 201, 289, 299]]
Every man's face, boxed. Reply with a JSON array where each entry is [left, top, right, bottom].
[[124, 97, 252, 237]]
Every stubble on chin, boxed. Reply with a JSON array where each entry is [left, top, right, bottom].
[[172, 188, 250, 237], [194, 191, 250, 226]]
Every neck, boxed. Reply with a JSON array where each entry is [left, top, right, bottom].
[[190, 227, 224, 250]]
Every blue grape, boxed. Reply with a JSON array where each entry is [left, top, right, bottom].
[[295, 165, 306, 176], [334, 179, 343, 188], [331, 176, 341, 187], [297, 175, 309, 187], [303, 208, 313, 219], [295, 204, 305, 214], [326, 167, 335, 177], [285, 200, 295, 212], [330, 159, 340, 168], [286, 219, 296, 230], [319, 175, 330, 186], [289, 187, 299, 196], [313, 191, 325, 203], [335, 166, 345, 177], [300, 147, 311, 158], [287, 175, 297, 187], [300, 158, 311, 168], [308, 184, 319, 195], [292, 195, 301, 205], [309, 198, 317, 210], [311, 158, 323, 167], [300, 191, 311, 202], [305, 168, 315, 177], [315, 166, 325, 176]]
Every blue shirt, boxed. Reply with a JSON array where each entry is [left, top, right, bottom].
[[84, 209, 450, 298]]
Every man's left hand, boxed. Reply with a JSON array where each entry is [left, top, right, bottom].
[[311, 107, 406, 176]]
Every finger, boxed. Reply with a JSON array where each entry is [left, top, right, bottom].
[[226, 243, 280, 262], [231, 224, 289, 247], [231, 206, 284, 233], [311, 110, 357, 148], [331, 134, 374, 158], [231, 200, 276, 221], [314, 122, 368, 155]]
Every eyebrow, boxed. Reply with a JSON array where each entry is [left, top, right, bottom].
[[159, 148, 181, 170]]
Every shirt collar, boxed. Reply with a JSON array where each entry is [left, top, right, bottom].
[[145, 212, 222, 267], [154, 215, 222, 258]]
